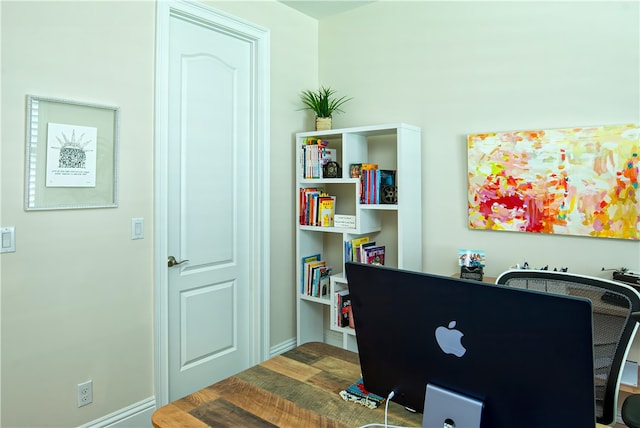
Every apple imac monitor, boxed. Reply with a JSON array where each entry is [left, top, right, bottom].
[[345, 262, 596, 428]]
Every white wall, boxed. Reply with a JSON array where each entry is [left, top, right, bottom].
[[0, 0, 315, 427], [319, 1, 640, 278], [1, 1, 156, 426]]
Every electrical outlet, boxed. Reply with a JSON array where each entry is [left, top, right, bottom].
[[77, 380, 93, 407]]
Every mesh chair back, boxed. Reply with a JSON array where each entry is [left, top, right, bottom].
[[496, 269, 640, 426]]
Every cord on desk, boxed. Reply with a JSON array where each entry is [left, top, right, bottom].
[[358, 390, 420, 428], [385, 390, 395, 427]]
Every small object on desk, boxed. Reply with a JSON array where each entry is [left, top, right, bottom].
[[339, 377, 385, 409], [460, 266, 484, 282], [613, 270, 640, 287], [458, 249, 485, 281], [601, 291, 629, 308]]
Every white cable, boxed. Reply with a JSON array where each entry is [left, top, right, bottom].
[[358, 390, 420, 428], [385, 390, 395, 427]]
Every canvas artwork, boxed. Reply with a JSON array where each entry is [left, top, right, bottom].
[[467, 124, 639, 240]]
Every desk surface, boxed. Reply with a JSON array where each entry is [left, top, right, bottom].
[[152, 341, 608, 428], [153, 342, 423, 427]]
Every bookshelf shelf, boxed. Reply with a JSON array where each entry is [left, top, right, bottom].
[[296, 123, 423, 351], [360, 204, 398, 211], [299, 225, 382, 234], [300, 178, 360, 185], [299, 294, 332, 305]]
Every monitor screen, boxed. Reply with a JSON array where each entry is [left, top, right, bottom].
[[345, 262, 596, 428]]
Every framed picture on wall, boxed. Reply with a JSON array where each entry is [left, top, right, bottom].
[[467, 124, 639, 240], [24, 95, 120, 210]]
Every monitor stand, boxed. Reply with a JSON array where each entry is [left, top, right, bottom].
[[422, 384, 483, 428]]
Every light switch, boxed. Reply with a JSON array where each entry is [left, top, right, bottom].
[[131, 218, 144, 240], [0, 227, 15, 253]]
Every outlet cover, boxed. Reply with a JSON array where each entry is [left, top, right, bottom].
[[77, 380, 93, 407]]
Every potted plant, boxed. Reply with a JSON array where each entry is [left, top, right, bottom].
[[300, 86, 352, 130]]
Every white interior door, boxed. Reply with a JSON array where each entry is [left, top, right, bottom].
[[155, 0, 270, 404]]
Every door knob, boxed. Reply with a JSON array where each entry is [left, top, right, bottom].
[[168, 256, 189, 267]]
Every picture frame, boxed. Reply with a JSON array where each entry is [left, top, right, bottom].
[[24, 95, 120, 210]]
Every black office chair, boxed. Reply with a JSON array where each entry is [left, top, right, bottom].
[[496, 269, 640, 426], [621, 312, 640, 428]]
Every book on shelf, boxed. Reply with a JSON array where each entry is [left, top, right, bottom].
[[317, 266, 332, 297], [348, 236, 370, 262], [299, 188, 336, 227], [349, 163, 378, 178], [300, 139, 336, 179], [359, 241, 377, 262], [364, 245, 385, 266], [299, 188, 318, 225], [358, 167, 397, 205], [380, 169, 396, 187], [300, 253, 321, 294], [300, 251, 333, 298], [365, 169, 380, 204], [304, 259, 326, 296], [335, 289, 352, 328], [342, 236, 386, 265], [318, 196, 335, 227]]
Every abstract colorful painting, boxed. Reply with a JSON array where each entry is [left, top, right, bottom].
[[467, 124, 639, 240]]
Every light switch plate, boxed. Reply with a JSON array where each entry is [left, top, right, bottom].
[[131, 218, 144, 240], [0, 227, 15, 253]]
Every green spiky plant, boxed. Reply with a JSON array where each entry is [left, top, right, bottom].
[[300, 86, 352, 118]]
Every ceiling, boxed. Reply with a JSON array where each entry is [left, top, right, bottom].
[[279, 0, 376, 20]]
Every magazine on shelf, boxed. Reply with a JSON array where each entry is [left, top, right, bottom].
[[364, 245, 385, 265]]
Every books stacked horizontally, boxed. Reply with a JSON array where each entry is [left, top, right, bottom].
[[300, 253, 332, 298], [344, 236, 385, 266], [300, 138, 336, 179], [350, 163, 397, 205], [299, 188, 335, 227]]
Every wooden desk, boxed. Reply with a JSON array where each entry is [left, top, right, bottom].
[[152, 342, 422, 427], [153, 341, 608, 428]]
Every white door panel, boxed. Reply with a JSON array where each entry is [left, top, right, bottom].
[[180, 281, 235, 367], [165, 7, 253, 402]]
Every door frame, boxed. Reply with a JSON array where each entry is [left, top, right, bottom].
[[154, 0, 270, 407]]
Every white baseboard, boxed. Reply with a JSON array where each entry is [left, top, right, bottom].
[[77, 397, 156, 428], [76, 339, 304, 428], [270, 337, 297, 358]]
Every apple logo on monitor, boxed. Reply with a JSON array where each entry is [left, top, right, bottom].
[[435, 321, 467, 357]]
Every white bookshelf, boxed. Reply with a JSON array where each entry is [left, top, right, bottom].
[[296, 123, 423, 351]]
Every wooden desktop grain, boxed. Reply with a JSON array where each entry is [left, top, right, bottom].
[[153, 341, 609, 428], [153, 342, 421, 428]]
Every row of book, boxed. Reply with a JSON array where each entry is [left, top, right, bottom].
[[300, 138, 336, 179], [351, 164, 396, 205], [299, 188, 335, 227], [344, 236, 386, 265], [301, 150, 398, 204], [300, 253, 332, 298]]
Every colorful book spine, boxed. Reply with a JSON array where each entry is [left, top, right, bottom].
[[318, 196, 336, 227], [300, 253, 320, 293]]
